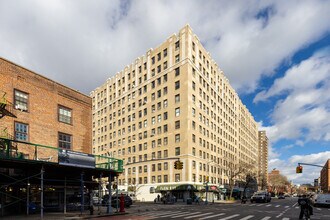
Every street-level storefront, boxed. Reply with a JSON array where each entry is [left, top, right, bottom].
[[155, 183, 222, 202]]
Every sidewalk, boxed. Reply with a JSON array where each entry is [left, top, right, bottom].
[[0, 206, 127, 220]]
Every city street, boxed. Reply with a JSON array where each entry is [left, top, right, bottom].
[[95, 198, 330, 220]]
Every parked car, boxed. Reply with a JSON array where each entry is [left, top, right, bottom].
[[312, 194, 330, 207], [102, 194, 133, 208], [250, 192, 271, 203]]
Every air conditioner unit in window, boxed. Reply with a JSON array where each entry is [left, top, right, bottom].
[[15, 104, 27, 111]]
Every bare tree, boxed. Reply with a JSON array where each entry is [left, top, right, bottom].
[[268, 173, 289, 195], [224, 159, 256, 199]]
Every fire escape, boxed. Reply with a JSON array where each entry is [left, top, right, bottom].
[[0, 91, 16, 119], [0, 91, 17, 154]]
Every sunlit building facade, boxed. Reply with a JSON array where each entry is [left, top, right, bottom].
[[91, 25, 259, 201]]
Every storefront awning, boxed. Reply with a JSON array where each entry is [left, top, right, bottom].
[[156, 184, 201, 192]]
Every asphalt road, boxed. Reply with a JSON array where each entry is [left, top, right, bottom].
[[95, 197, 330, 220]]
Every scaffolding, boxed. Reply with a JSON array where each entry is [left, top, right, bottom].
[[0, 137, 123, 218]]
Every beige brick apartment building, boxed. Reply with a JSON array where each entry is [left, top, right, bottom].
[[91, 25, 261, 201], [0, 57, 92, 155]]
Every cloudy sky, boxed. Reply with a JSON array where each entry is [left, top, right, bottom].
[[1, 0, 329, 185]]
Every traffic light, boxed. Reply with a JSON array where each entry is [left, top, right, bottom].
[[296, 165, 303, 173], [178, 161, 183, 170], [174, 161, 183, 170]]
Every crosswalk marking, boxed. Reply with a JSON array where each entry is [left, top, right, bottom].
[[136, 211, 176, 216], [199, 213, 226, 220], [275, 205, 280, 207], [158, 211, 190, 218], [260, 217, 271, 220], [219, 214, 240, 220], [239, 215, 254, 220], [285, 206, 289, 208], [317, 208, 321, 211], [282, 218, 290, 220], [140, 211, 171, 216], [266, 204, 271, 207], [256, 204, 263, 206], [184, 212, 213, 219], [170, 211, 201, 218]]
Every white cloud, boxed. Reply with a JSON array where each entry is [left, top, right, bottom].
[[0, 0, 329, 94], [255, 48, 330, 143], [269, 151, 330, 185]]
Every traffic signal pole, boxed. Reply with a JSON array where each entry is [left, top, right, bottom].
[[296, 162, 330, 173]]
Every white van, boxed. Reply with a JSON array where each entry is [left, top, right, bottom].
[[313, 194, 330, 207]]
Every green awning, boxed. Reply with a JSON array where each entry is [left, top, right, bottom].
[[155, 184, 201, 192]]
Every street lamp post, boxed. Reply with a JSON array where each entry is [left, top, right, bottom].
[[205, 181, 208, 205]]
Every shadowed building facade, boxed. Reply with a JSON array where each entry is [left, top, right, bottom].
[[320, 159, 330, 193], [258, 130, 269, 190]]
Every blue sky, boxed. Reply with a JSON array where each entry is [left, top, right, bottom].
[[0, 0, 329, 185]]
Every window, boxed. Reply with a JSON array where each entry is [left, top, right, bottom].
[[175, 81, 180, 90], [175, 41, 180, 50], [175, 174, 180, 182], [164, 150, 168, 158], [163, 61, 168, 70], [157, 53, 161, 61], [58, 105, 72, 124], [164, 175, 168, 182], [175, 147, 180, 156], [14, 90, 28, 111], [192, 82, 196, 90], [163, 74, 168, 82], [59, 132, 72, 149], [163, 48, 167, 57], [175, 134, 180, 143], [175, 107, 180, 117], [175, 94, 180, 103], [15, 122, 28, 141], [163, 99, 168, 108], [163, 124, 168, 133], [175, 67, 180, 76], [151, 56, 155, 64], [175, 120, 180, 129], [175, 54, 180, 63], [163, 87, 168, 95], [164, 137, 168, 145]]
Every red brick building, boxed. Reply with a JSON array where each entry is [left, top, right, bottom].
[[320, 159, 330, 193], [0, 57, 92, 155]]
